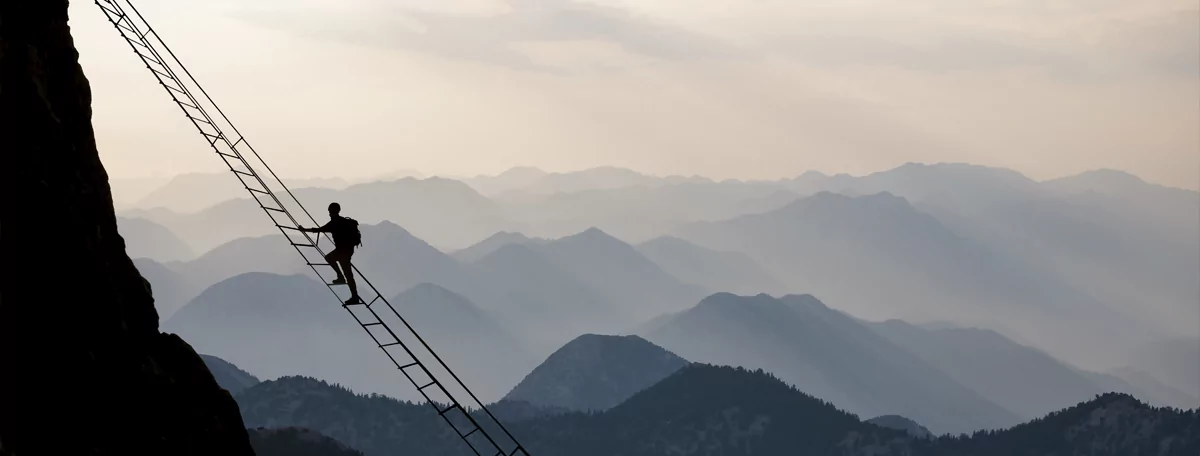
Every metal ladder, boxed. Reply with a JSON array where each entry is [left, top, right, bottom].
[[93, 1, 528, 454]]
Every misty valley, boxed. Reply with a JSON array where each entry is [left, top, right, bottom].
[[119, 164, 1199, 455]]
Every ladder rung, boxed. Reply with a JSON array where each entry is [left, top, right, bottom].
[[164, 84, 186, 96], [133, 49, 161, 66], [306, 262, 330, 267], [117, 22, 140, 37], [290, 243, 315, 248], [189, 116, 213, 126], [439, 404, 457, 416], [462, 427, 479, 439], [246, 187, 269, 195], [125, 36, 150, 51], [262, 206, 286, 213], [379, 341, 401, 348], [98, 4, 121, 17], [398, 361, 419, 369], [363, 322, 384, 327], [217, 152, 238, 159], [232, 169, 255, 177], [418, 381, 436, 391], [148, 66, 175, 81]]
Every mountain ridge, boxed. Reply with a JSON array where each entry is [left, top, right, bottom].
[[504, 334, 689, 412], [646, 292, 1021, 435]]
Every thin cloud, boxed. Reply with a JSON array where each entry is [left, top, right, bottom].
[[226, 0, 747, 72], [767, 33, 1079, 74]]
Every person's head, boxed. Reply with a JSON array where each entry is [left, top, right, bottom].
[[328, 202, 341, 217]]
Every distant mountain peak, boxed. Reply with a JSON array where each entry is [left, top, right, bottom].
[[556, 226, 625, 246], [373, 219, 403, 230], [892, 161, 1026, 175], [502, 165, 546, 174], [1042, 168, 1192, 195], [362, 220, 429, 243], [474, 240, 543, 264], [652, 292, 1024, 434], [579, 226, 609, 236], [504, 333, 689, 411], [454, 231, 546, 263], [778, 293, 827, 310], [692, 292, 786, 315], [479, 231, 537, 246], [583, 165, 642, 175], [782, 190, 912, 212], [687, 292, 838, 324], [1069, 168, 1147, 184], [347, 174, 484, 197], [563, 333, 664, 349]]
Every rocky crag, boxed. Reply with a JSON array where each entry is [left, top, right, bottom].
[[0, 1, 254, 454]]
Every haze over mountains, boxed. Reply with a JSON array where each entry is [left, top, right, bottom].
[[645, 292, 1021, 434], [121, 162, 1200, 451], [232, 361, 1200, 456]]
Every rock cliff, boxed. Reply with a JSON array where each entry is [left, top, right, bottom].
[[0, 1, 254, 454]]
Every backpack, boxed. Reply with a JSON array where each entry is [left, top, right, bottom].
[[335, 217, 363, 248]]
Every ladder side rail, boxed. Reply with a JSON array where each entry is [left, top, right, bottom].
[[106, 0, 321, 244], [96, 2, 525, 453], [102, 0, 329, 262], [118, 0, 328, 240], [108, 1, 395, 286], [113, 6, 523, 443], [96, 1, 302, 233], [370, 294, 525, 451], [104, 1, 230, 149], [352, 303, 492, 453]]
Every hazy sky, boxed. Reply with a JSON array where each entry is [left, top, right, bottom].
[[71, 0, 1199, 189]]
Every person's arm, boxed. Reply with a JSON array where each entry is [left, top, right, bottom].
[[300, 221, 333, 233]]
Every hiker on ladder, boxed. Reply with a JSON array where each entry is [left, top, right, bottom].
[[301, 202, 365, 305]]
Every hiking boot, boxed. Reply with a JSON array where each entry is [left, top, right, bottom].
[[343, 295, 365, 306], [331, 278, 347, 285]]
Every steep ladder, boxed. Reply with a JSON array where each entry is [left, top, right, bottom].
[[93, 1, 529, 455]]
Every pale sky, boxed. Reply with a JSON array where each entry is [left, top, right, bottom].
[[71, 0, 1199, 189]]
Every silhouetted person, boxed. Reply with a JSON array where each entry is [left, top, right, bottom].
[[301, 202, 365, 305]]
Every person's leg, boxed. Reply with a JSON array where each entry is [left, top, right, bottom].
[[325, 250, 346, 283], [338, 257, 359, 300]]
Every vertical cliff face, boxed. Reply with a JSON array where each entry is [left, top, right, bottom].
[[0, 2, 255, 455]]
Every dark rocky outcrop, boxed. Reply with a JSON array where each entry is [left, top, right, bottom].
[[0, 1, 254, 454]]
